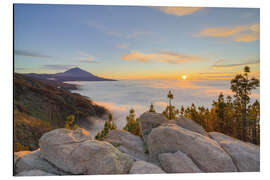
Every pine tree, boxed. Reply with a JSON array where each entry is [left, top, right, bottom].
[[231, 66, 259, 141], [123, 108, 141, 136], [64, 115, 79, 130], [167, 90, 174, 120], [95, 113, 117, 140], [180, 105, 185, 117], [149, 103, 156, 112]]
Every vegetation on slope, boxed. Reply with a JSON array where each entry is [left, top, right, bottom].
[[14, 73, 109, 151]]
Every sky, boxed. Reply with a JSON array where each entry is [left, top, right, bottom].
[[14, 4, 260, 81]]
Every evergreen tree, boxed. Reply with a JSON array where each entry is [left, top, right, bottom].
[[123, 108, 141, 136], [95, 113, 117, 140], [180, 105, 185, 117], [64, 115, 79, 130], [231, 66, 259, 141], [149, 103, 156, 112], [167, 90, 174, 120], [248, 100, 260, 144]]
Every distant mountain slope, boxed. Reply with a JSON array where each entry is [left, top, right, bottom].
[[14, 73, 109, 151], [24, 67, 116, 82]]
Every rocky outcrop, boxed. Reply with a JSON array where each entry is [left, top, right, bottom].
[[14, 113, 260, 176], [39, 128, 133, 175], [15, 149, 66, 175], [209, 132, 260, 172], [14, 151, 31, 167], [147, 124, 237, 172], [138, 112, 168, 142], [173, 117, 208, 136], [129, 161, 165, 174], [16, 169, 55, 176], [158, 151, 202, 173], [104, 130, 148, 161]]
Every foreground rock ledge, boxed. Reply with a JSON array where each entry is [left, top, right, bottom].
[[104, 129, 148, 161], [129, 161, 165, 174], [209, 132, 260, 172], [147, 124, 237, 172], [173, 117, 209, 137], [39, 128, 134, 174], [16, 169, 55, 176], [159, 151, 202, 173], [138, 112, 168, 142], [15, 149, 66, 175]]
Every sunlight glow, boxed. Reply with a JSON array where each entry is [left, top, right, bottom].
[[182, 75, 187, 80]]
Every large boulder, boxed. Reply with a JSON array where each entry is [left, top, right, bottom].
[[209, 132, 260, 172], [173, 117, 208, 136], [138, 112, 168, 142], [15, 149, 66, 175], [129, 161, 165, 174], [147, 124, 237, 172], [104, 130, 148, 161], [158, 151, 202, 173], [14, 151, 31, 167], [16, 169, 55, 176], [39, 128, 134, 175]]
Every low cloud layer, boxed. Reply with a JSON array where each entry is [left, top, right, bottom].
[[122, 51, 207, 64], [194, 24, 260, 42], [154, 7, 204, 16], [15, 49, 53, 58]]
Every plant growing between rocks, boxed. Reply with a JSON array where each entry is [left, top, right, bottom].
[[95, 113, 117, 140], [123, 108, 142, 136]]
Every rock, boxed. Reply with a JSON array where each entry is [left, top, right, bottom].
[[158, 151, 202, 173], [138, 112, 168, 142], [104, 130, 148, 161], [16, 169, 55, 176], [39, 128, 133, 174], [147, 124, 237, 172], [39, 128, 91, 172], [209, 132, 260, 172], [129, 161, 165, 174], [173, 117, 208, 136], [15, 149, 66, 175], [14, 151, 31, 166]]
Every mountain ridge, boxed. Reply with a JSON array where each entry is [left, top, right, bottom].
[[24, 67, 116, 82]]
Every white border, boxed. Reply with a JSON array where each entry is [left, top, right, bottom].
[[1, 0, 270, 180]]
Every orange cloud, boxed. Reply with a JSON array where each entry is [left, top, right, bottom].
[[155, 7, 203, 16], [122, 51, 155, 62], [122, 51, 207, 64], [234, 33, 259, 42], [195, 26, 248, 37], [195, 24, 260, 42]]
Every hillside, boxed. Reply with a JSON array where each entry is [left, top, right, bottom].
[[24, 67, 116, 82], [14, 73, 109, 151]]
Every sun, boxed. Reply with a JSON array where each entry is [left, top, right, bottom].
[[181, 75, 187, 80]]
